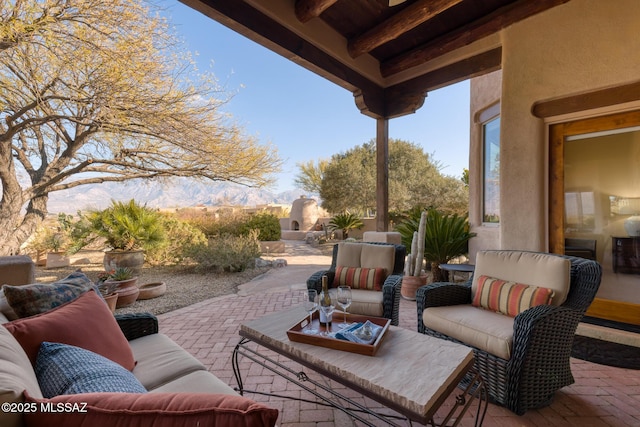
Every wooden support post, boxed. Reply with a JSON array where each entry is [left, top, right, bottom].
[[376, 118, 389, 232]]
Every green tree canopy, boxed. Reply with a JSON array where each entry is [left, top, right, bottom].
[[0, 0, 281, 255], [316, 139, 468, 215], [293, 159, 328, 194]]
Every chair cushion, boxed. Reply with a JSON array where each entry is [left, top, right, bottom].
[[2, 271, 95, 318], [472, 275, 555, 317], [35, 342, 146, 398], [0, 325, 43, 427], [335, 243, 395, 278], [24, 390, 279, 427], [333, 266, 386, 291], [347, 289, 384, 318], [472, 251, 570, 306], [149, 370, 238, 395], [3, 290, 135, 371], [129, 333, 206, 391], [423, 305, 514, 360]]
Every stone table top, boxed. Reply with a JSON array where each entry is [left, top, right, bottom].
[[239, 306, 475, 423]]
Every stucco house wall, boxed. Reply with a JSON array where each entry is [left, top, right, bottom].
[[470, 0, 640, 255]]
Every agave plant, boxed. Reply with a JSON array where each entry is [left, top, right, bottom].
[[328, 212, 363, 239], [396, 208, 476, 282]]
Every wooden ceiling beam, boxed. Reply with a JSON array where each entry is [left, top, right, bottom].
[[381, 0, 570, 77], [294, 0, 338, 23], [384, 47, 502, 118], [348, 0, 462, 59]]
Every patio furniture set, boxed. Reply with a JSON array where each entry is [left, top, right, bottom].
[[0, 241, 602, 426]]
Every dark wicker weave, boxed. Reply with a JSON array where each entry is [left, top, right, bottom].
[[416, 252, 602, 415], [307, 242, 406, 326], [115, 312, 159, 341]]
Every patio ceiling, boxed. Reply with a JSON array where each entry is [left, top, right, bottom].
[[180, 0, 569, 119]]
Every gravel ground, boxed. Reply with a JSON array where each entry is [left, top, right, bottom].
[[34, 250, 270, 316]]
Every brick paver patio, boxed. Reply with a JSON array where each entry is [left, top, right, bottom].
[[158, 285, 640, 426]]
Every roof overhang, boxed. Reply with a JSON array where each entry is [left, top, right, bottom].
[[180, 0, 569, 119]]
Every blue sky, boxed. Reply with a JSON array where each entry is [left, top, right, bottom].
[[160, 2, 470, 193]]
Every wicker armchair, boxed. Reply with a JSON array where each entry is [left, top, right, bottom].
[[307, 242, 406, 326], [417, 251, 602, 415], [116, 312, 159, 341]]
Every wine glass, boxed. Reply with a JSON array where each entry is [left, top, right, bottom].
[[301, 289, 318, 334], [337, 286, 352, 328]]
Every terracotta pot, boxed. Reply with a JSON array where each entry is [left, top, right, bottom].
[[103, 250, 145, 276], [138, 282, 166, 300], [103, 293, 118, 313], [401, 275, 428, 301], [107, 277, 140, 308]]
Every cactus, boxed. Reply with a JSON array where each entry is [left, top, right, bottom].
[[405, 211, 427, 277]]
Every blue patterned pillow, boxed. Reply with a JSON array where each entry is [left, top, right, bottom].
[[35, 342, 146, 398], [3, 271, 96, 318]]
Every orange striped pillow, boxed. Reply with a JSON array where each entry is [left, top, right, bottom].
[[472, 275, 555, 317], [333, 266, 387, 291]]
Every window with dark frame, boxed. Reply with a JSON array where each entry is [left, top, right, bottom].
[[483, 116, 500, 223]]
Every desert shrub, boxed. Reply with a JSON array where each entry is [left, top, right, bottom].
[[239, 212, 281, 241], [182, 209, 281, 241], [145, 215, 207, 266], [181, 209, 247, 237], [186, 230, 260, 272]]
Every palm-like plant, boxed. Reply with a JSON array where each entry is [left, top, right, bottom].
[[69, 199, 166, 253], [328, 212, 363, 239], [396, 208, 476, 282]]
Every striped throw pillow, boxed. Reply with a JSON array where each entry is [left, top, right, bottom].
[[333, 266, 387, 291], [472, 275, 555, 317]]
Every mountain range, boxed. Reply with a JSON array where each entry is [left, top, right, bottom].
[[46, 178, 310, 213]]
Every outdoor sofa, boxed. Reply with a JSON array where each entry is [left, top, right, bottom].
[[0, 257, 278, 427]]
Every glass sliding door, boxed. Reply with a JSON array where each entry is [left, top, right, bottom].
[[549, 110, 640, 325]]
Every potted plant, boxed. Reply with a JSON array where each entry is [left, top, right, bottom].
[[96, 272, 119, 313], [103, 267, 140, 308], [328, 212, 363, 240], [44, 232, 71, 269], [399, 211, 428, 300], [398, 208, 476, 284], [69, 199, 166, 274], [28, 214, 74, 268]]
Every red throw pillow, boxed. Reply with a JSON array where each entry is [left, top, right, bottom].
[[472, 275, 555, 317], [333, 266, 386, 291], [3, 290, 135, 371], [24, 391, 279, 427]]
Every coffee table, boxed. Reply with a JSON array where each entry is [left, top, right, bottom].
[[232, 307, 486, 426]]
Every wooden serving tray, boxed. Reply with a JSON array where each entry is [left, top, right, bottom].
[[287, 311, 391, 356]]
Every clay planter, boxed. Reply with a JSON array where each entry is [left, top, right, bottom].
[[103, 293, 118, 313], [45, 252, 70, 269], [106, 277, 140, 308], [138, 282, 166, 300], [103, 250, 145, 276], [401, 275, 428, 301]]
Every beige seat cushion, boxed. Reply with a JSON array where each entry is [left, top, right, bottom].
[[0, 326, 43, 427], [472, 251, 571, 306], [149, 370, 238, 395], [129, 333, 206, 390], [348, 289, 384, 318], [336, 243, 395, 278], [423, 305, 514, 360]]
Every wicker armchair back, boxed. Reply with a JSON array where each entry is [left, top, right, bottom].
[[307, 242, 406, 325]]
